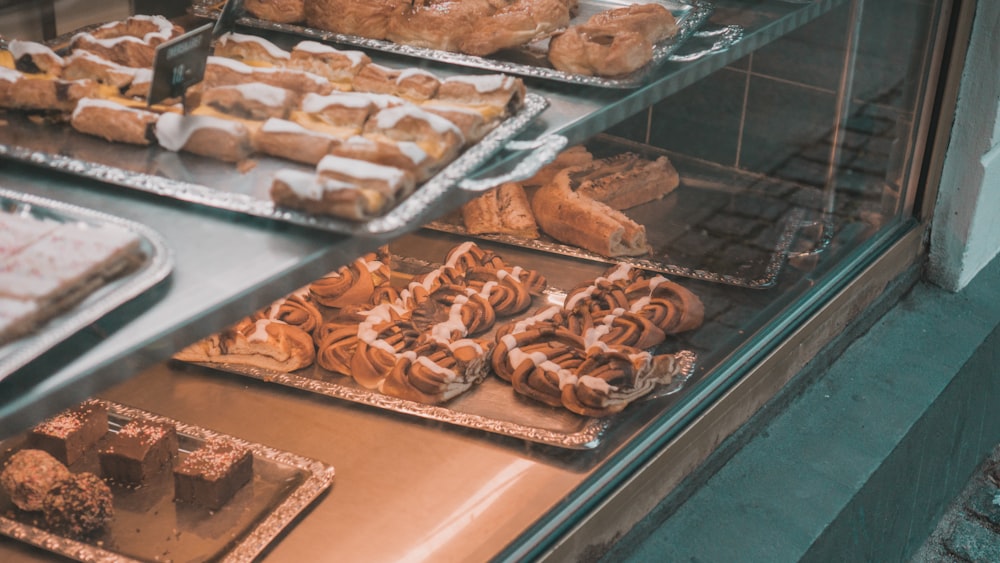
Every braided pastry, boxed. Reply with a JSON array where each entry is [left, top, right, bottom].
[[463, 267, 535, 318], [352, 316, 420, 388], [315, 324, 359, 375], [380, 338, 489, 403], [252, 289, 323, 338], [309, 250, 391, 308], [561, 350, 680, 417], [624, 275, 704, 333]]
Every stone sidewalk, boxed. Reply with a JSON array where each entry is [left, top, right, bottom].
[[913, 449, 1000, 562]]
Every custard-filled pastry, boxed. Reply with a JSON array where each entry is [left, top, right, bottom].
[[154, 112, 254, 162], [214, 32, 292, 66], [352, 63, 440, 102], [421, 102, 493, 144], [63, 50, 144, 92], [1, 74, 100, 112], [204, 56, 333, 95], [317, 154, 416, 206], [246, 0, 306, 23], [199, 82, 297, 120], [7, 40, 64, 75], [70, 15, 183, 68], [362, 105, 465, 161], [71, 97, 159, 145], [173, 317, 315, 372], [296, 92, 380, 131], [252, 118, 342, 165], [288, 41, 369, 87], [330, 135, 435, 182], [435, 74, 526, 120]]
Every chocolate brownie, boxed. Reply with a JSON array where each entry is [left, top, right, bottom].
[[29, 400, 109, 465], [173, 439, 253, 510], [99, 419, 179, 487]]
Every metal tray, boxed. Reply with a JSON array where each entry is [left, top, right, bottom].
[[0, 189, 173, 381], [191, 0, 741, 89], [427, 135, 810, 288], [181, 255, 698, 450], [0, 93, 551, 236], [0, 400, 335, 563]]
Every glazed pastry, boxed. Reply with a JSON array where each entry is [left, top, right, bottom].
[[412, 284, 496, 341], [62, 50, 145, 92], [386, 0, 489, 52], [295, 91, 380, 132], [362, 105, 465, 161], [459, 0, 572, 56], [270, 168, 389, 220], [305, 0, 408, 40], [350, 316, 420, 388], [316, 323, 361, 375], [214, 32, 291, 66], [461, 182, 539, 238], [548, 26, 651, 77], [380, 338, 490, 403], [435, 74, 526, 120], [155, 112, 254, 163], [204, 56, 333, 96], [352, 64, 440, 101], [309, 250, 391, 308], [0, 75, 100, 113], [246, 0, 306, 23], [8, 40, 64, 75], [173, 317, 316, 372], [288, 41, 369, 87], [420, 102, 493, 144], [531, 168, 650, 257], [199, 82, 297, 120], [70, 15, 183, 68], [573, 153, 680, 210], [491, 326, 587, 407], [330, 135, 435, 182], [463, 266, 541, 318], [587, 3, 678, 44], [560, 349, 680, 417], [316, 154, 416, 211], [71, 97, 159, 145], [252, 289, 324, 338], [623, 275, 705, 333], [252, 118, 342, 165]]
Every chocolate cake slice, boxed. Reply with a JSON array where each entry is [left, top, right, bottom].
[[99, 419, 178, 487], [173, 438, 253, 510], [29, 400, 109, 466]]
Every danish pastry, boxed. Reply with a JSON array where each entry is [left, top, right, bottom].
[[71, 97, 159, 145], [252, 118, 342, 165], [245, 0, 306, 23], [173, 317, 315, 372], [214, 32, 291, 66], [155, 112, 254, 163]]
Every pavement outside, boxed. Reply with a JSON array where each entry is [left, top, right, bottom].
[[601, 247, 1000, 562]]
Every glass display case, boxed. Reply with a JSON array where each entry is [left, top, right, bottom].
[[0, 0, 967, 560]]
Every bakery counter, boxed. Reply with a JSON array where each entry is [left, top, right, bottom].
[[0, 160, 390, 437]]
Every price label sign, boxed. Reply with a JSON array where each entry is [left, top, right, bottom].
[[147, 23, 214, 107]]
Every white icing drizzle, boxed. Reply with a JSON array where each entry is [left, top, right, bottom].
[[506, 345, 578, 388], [154, 113, 247, 152], [9, 40, 63, 65], [261, 118, 335, 138], [365, 260, 385, 273], [372, 105, 462, 136], [208, 56, 255, 74], [414, 355, 455, 379], [449, 338, 484, 356], [0, 67, 23, 83], [218, 32, 290, 60], [444, 241, 477, 268], [444, 74, 513, 93], [72, 97, 155, 120], [247, 319, 271, 342], [509, 306, 560, 335], [301, 92, 373, 112], [224, 82, 290, 107], [396, 141, 428, 164], [317, 154, 407, 184], [578, 375, 614, 393]]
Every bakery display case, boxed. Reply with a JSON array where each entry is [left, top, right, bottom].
[[0, 0, 963, 560]]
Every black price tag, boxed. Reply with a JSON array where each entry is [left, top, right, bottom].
[[147, 23, 214, 107]]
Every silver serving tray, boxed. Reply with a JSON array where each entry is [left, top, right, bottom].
[[182, 256, 698, 450], [428, 135, 809, 289], [0, 400, 336, 563], [0, 94, 551, 236], [0, 189, 174, 381], [191, 0, 740, 89]]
